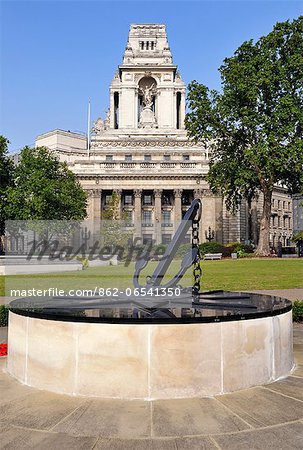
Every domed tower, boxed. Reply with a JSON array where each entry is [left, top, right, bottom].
[[107, 24, 186, 131]]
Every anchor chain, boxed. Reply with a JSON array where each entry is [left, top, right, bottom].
[[192, 219, 202, 295]]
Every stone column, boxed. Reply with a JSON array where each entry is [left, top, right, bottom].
[[113, 189, 122, 219], [180, 90, 186, 129], [174, 189, 183, 224], [85, 189, 102, 252], [134, 189, 142, 241], [201, 189, 223, 243], [109, 92, 115, 129], [154, 189, 163, 244]]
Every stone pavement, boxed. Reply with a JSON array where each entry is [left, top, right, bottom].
[[0, 322, 302, 449]]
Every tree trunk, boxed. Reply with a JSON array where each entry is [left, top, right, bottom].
[[255, 188, 272, 256]]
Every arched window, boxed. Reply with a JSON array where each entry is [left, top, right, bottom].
[[114, 92, 119, 129], [176, 92, 181, 129]]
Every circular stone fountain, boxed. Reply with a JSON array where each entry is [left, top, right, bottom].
[[7, 292, 293, 399]]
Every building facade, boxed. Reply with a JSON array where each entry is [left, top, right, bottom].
[[36, 24, 293, 247]]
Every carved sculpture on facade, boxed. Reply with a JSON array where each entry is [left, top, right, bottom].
[[92, 109, 110, 135], [138, 82, 158, 129], [139, 83, 156, 108]]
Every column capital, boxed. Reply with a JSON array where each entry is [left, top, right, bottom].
[[134, 189, 142, 198], [86, 189, 102, 198], [173, 189, 183, 198], [154, 189, 163, 198], [201, 188, 214, 198]]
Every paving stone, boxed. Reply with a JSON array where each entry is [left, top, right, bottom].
[[212, 421, 303, 449], [0, 425, 97, 449], [217, 387, 303, 427], [293, 364, 303, 377], [0, 391, 85, 430], [94, 438, 177, 449], [152, 397, 249, 437], [0, 370, 34, 405], [53, 398, 151, 439], [294, 344, 303, 364], [264, 376, 303, 401], [175, 436, 218, 449], [293, 324, 303, 344], [0, 327, 7, 344]]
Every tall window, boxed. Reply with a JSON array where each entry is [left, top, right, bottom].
[[162, 234, 172, 244], [143, 210, 152, 225], [114, 92, 119, 129], [143, 194, 152, 205], [176, 92, 181, 129], [124, 195, 133, 205], [162, 210, 171, 224]]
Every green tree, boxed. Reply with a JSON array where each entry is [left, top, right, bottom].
[[6, 146, 87, 222], [0, 136, 14, 253], [101, 192, 132, 250], [185, 17, 303, 256]]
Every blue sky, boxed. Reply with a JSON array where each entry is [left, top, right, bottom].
[[1, 0, 302, 152]]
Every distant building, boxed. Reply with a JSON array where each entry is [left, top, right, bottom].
[[293, 194, 303, 234], [35, 23, 293, 247]]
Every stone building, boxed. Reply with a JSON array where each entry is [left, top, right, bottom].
[[36, 23, 293, 247]]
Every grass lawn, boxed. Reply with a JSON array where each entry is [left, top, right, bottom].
[[0, 258, 302, 297]]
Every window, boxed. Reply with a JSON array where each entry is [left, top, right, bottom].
[[125, 155, 132, 161], [143, 234, 153, 245], [124, 195, 133, 205], [106, 155, 113, 161], [162, 194, 171, 205], [176, 92, 181, 129], [183, 154, 190, 161], [162, 210, 171, 224], [182, 193, 190, 205], [143, 195, 152, 205], [114, 92, 119, 129], [278, 200, 281, 209], [143, 210, 152, 225], [105, 195, 112, 205], [164, 154, 170, 161], [162, 234, 172, 244], [144, 154, 151, 161]]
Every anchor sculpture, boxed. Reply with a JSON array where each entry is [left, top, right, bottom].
[[129, 198, 256, 314], [133, 198, 202, 295], [9, 199, 257, 317]]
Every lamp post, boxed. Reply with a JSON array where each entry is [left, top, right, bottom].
[[205, 226, 215, 242]]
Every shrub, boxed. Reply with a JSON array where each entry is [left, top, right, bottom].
[[175, 243, 192, 259], [223, 242, 254, 257], [199, 241, 224, 256], [292, 300, 303, 322], [0, 305, 8, 327], [152, 244, 167, 258]]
